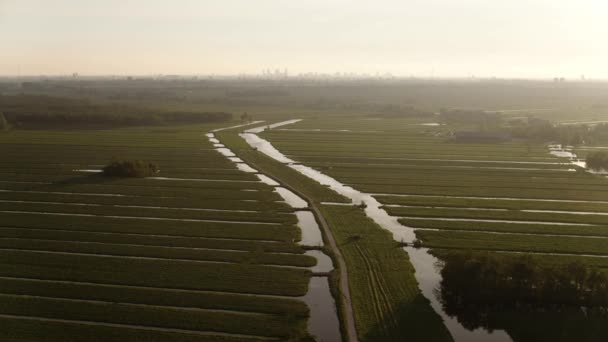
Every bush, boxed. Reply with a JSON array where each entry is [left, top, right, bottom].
[[586, 151, 608, 171], [102, 160, 159, 178]]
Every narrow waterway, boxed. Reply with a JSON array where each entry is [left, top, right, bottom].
[[240, 120, 514, 342], [406, 247, 512, 342], [207, 131, 341, 342]]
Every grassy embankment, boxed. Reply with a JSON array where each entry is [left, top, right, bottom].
[[320, 205, 453, 342]]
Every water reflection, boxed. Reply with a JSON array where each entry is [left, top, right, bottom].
[[406, 247, 512, 342], [305, 250, 333, 273], [435, 251, 608, 342], [300, 277, 342, 342], [236, 163, 258, 173], [256, 174, 280, 186], [275, 187, 307, 209], [296, 211, 323, 246]]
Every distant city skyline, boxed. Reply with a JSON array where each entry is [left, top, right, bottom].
[[2, 0, 607, 78]]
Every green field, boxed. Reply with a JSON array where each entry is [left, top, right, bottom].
[[0, 124, 317, 341], [260, 115, 608, 340], [5, 79, 608, 341], [320, 205, 452, 342], [261, 120, 608, 257]]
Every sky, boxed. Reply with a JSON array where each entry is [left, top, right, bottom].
[[1, 0, 607, 78]]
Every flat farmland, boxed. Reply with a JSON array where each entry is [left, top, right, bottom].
[[0, 125, 316, 341], [258, 116, 608, 340], [261, 118, 608, 264]]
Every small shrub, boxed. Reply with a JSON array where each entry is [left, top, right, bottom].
[[102, 160, 159, 178]]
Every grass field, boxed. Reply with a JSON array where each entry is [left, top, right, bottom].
[[320, 205, 452, 342], [0, 123, 318, 341], [259, 116, 608, 340], [261, 118, 608, 258]]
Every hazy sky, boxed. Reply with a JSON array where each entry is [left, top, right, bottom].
[[1, 0, 607, 78]]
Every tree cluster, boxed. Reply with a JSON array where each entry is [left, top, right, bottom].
[[439, 252, 608, 311], [102, 160, 159, 178], [509, 118, 589, 145]]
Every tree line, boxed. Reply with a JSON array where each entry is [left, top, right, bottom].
[[0, 94, 232, 128], [439, 252, 608, 311], [509, 118, 608, 146]]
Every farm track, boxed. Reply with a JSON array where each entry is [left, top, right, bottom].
[[354, 244, 395, 337]]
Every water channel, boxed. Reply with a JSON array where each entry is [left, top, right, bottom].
[[208, 131, 341, 342]]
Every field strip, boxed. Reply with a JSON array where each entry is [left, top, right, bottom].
[[327, 163, 574, 172], [373, 193, 608, 204], [385, 204, 508, 211], [0, 276, 297, 299], [0, 236, 303, 255], [0, 226, 283, 243], [348, 182, 601, 192], [522, 209, 608, 215], [0, 189, 134, 197], [285, 155, 568, 165], [412, 227, 608, 239], [0, 313, 278, 340], [469, 249, 608, 258], [0, 247, 311, 270], [0, 237, 247, 253], [147, 176, 260, 183], [292, 154, 558, 161], [0, 199, 260, 213], [0, 210, 283, 225], [0, 293, 273, 317], [399, 216, 595, 226], [0, 180, 53, 185]]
